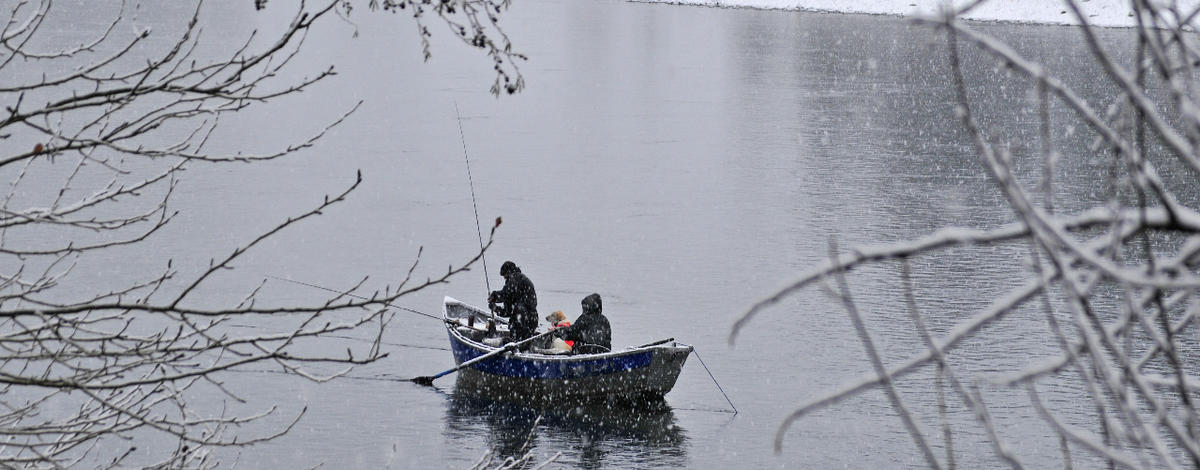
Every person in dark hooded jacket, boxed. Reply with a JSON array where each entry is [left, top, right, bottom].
[[554, 293, 611, 354], [488, 261, 538, 342]]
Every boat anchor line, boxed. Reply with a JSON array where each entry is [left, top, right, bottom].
[[677, 342, 738, 415]]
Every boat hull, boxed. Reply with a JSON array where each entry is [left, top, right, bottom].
[[442, 296, 691, 402]]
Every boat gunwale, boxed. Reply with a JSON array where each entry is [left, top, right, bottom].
[[442, 296, 691, 363]]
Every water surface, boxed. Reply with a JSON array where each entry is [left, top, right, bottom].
[[35, 0, 1150, 467]]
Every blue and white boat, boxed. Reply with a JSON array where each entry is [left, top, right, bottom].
[[442, 296, 692, 402]]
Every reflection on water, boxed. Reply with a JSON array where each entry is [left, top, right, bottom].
[[444, 378, 688, 469]]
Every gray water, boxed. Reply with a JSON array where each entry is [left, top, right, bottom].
[[25, 0, 1150, 468]]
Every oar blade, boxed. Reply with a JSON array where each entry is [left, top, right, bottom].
[[410, 376, 436, 386]]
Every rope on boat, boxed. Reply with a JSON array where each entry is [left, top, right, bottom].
[[679, 343, 738, 415]]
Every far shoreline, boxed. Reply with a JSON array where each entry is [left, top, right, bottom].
[[631, 0, 1157, 29]]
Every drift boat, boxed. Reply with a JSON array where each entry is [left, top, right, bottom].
[[441, 296, 692, 402]]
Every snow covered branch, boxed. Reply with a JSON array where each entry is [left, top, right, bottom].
[[740, 0, 1200, 467], [0, 0, 509, 466]]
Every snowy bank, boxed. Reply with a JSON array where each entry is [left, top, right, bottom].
[[638, 0, 1199, 28]]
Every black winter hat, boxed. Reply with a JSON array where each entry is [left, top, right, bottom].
[[500, 261, 518, 276], [582, 293, 602, 315]]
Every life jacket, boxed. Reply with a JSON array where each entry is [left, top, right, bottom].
[[554, 321, 574, 348]]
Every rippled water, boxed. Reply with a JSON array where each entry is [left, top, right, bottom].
[[31, 0, 1152, 467]]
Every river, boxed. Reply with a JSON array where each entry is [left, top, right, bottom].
[[31, 0, 1150, 467]]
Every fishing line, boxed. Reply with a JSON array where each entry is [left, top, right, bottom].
[[224, 324, 450, 351], [324, 336, 449, 351], [214, 368, 435, 383], [267, 275, 442, 321], [679, 343, 738, 415]]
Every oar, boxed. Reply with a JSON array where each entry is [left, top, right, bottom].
[[411, 328, 558, 386]]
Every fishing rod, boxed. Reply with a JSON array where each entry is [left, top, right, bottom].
[[455, 102, 496, 328], [267, 275, 442, 321]]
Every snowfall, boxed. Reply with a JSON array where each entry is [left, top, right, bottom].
[[641, 0, 1200, 28]]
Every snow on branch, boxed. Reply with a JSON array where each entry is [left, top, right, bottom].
[[741, 0, 1200, 467], [0, 0, 512, 466]]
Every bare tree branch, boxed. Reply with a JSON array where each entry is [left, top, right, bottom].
[[0, 0, 515, 466], [744, 1, 1200, 467]]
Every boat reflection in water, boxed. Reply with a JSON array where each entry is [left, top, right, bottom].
[[444, 376, 689, 469]]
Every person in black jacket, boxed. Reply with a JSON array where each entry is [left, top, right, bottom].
[[488, 261, 538, 342], [555, 293, 611, 354]]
